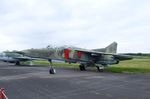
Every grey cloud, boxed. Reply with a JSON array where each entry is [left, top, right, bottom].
[[0, 0, 150, 52]]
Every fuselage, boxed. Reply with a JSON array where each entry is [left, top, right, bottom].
[[56, 48, 119, 66]]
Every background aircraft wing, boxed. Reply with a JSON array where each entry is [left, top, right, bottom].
[[14, 57, 39, 61]]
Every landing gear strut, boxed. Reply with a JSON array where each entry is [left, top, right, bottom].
[[79, 64, 86, 71], [96, 66, 104, 72]]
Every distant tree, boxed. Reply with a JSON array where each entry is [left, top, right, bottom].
[[137, 53, 142, 56]]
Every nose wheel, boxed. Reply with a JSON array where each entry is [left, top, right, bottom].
[[49, 68, 56, 74]]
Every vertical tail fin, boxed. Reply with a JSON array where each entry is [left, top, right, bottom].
[[92, 42, 117, 53], [105, 42, 117, 53]]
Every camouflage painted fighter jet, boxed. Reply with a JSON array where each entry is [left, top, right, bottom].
[[55, 42, 132, 72], [0, 51, 35, 65]]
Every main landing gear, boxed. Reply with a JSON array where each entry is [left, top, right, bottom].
[[15, 61, 20, 65], [79, 64, 86, 71], [79, 64, 104, 72]]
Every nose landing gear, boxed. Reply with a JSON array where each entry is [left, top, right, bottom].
[[49, 68, 56, 74]]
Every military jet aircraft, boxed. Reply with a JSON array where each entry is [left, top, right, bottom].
[[54, 42, 132, 72], [0, 51, 35, 65], [0, 42, 132, 74]]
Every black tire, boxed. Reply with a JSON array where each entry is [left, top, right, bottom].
[[79, 64, 86, 71], [49, 68, 56, 74], [116, 60, 119, 64], [82, 65, 86, 71], [15, 61, 20, 65], [79, 65, 83, 71]]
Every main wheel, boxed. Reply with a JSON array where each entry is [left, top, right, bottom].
[[79, 64, 86, 71], [15, 61, 20, 65], [49, 68, 56, 74]]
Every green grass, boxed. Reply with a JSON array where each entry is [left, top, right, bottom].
[[105, 59, 150, 73], [28, 58, 150, 73]]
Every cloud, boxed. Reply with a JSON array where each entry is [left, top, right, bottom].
[[0, 0, 150, 52]]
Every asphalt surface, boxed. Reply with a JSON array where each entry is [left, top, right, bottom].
[[0, 62, 150, 99]]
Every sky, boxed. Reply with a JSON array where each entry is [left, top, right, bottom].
[[0, 0, 150, 53]]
